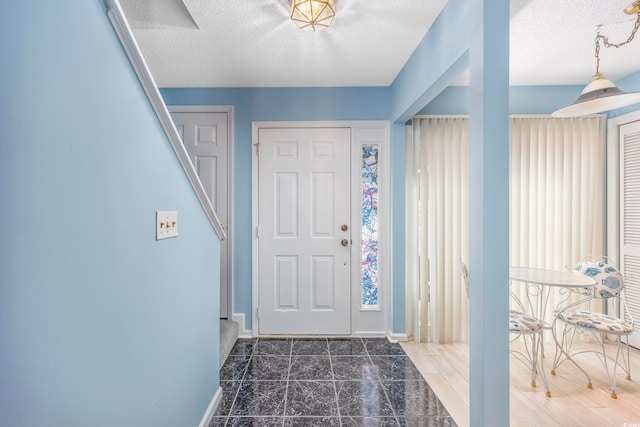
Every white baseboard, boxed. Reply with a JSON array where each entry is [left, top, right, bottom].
[[227, 314, 406, 341], [352, 331, 387, 338], [232, 312, 254, 338], [387, 331, 409, 343], [198, 386, 222, 427]]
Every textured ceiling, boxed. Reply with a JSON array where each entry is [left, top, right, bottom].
[[508, 0, 640, 86], [120, 0, 640, 88], [121, 0, 448, 87]]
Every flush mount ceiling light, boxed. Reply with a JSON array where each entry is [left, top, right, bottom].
[[290, 0, 336, 31], [552, 1, 640, 117]]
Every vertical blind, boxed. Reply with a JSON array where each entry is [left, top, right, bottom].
[[408, 115, 606, 343]]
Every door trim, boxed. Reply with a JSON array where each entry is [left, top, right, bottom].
[[251, 121, 391, 337], [607, 110, 640, 270], [169, 105, 234, 320]]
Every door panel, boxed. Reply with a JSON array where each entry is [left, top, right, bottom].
[[258, 127, 351, 335], [171, 112, 227, 212], [621, 121, 640, 348]]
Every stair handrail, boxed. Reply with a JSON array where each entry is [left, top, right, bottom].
[[104, 0, 225, 241]]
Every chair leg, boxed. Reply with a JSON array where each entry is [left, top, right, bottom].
[[510, 333, 551, 397], [550, 322, 570, 375], [551, 321, 592, 389], [534, 331, 551, 397], [599, 333, 617, 398], [621, 334, 632, 381], [528, 331, 551, 397], [559, 331, 632, 398], [528, 333, 537, 387], [608, 334, 633, 398]]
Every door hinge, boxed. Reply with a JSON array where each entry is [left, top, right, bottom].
[[256, 225, 260, 238], [254, 143, 260, 156], [256, 307, 260, 319]]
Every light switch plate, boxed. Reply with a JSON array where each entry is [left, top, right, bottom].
[[156, 211, 178, 240]]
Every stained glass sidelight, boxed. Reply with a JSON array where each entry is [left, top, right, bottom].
[[361, 145, 379, 306]]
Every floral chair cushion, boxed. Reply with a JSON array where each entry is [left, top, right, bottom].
[[573, 257, 624, 298], [557, 308, 634, 335], [509, 310, 543, 334]]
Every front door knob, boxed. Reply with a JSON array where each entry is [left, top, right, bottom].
[[341, 239, 349, 246]]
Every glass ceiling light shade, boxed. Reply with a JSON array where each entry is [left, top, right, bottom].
[[552, 2, 640, 117], [290, 0, 336, 31]]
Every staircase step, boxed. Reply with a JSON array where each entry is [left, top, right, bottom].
[[220, 319, 239, 368]]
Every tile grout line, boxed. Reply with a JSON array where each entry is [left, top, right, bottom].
[[280, 338, 293, 427], [222, 337, 257, 427], [366, 338, 403, 426], [327, 338, 342, 426]]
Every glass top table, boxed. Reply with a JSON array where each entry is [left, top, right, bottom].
[[509, 266, 598, 382], [509, 266, 597, 289]]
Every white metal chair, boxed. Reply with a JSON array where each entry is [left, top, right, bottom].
[[460, 260, 550, 397], [552, 256, 634, 398]]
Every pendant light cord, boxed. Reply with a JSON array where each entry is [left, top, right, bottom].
[[594, 10, 640, 75]]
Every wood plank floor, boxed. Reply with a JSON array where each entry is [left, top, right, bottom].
[[401, 340, 640, 427]]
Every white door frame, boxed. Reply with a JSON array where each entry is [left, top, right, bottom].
[[607, 110, 640, 265], [169, 105, 234, 319], [251, 121, 390, 337], [608, 110, 640, 348]]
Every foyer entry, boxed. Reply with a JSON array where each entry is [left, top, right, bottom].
[[256, 127, 352, 335], [252, 121, 391, 338]]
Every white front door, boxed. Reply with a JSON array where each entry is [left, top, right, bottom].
[[257, 127, 351, 335], [620, 120, 640, 349], [170, 108, 232, 319]]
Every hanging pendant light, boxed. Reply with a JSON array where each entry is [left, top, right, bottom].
[[290, 0, 336, 31], [552, 2, 640, 117]]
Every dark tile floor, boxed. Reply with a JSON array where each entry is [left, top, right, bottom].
[[209, 337, 456, 427]]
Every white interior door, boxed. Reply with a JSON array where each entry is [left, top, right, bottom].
[[257, 127, 351, 335], [170, 109, 231, 319], [621, 120, 640, 349]]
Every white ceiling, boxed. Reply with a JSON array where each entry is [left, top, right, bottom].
[[121, 0, 640, 88]]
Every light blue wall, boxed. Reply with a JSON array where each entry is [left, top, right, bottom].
[[389, 0, 513, 423], [418, 80, 640, 117], [610, 71, 640, 117], [417, 85, 586, 115], [162, 1, 640, 341], [390, 1, 472, 123], [0, 2, 220, 426], [161, 87, 390, 330], [387, 0, 477, 337], [389, 122, 407, 333], [161, 53, 603, 337]]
